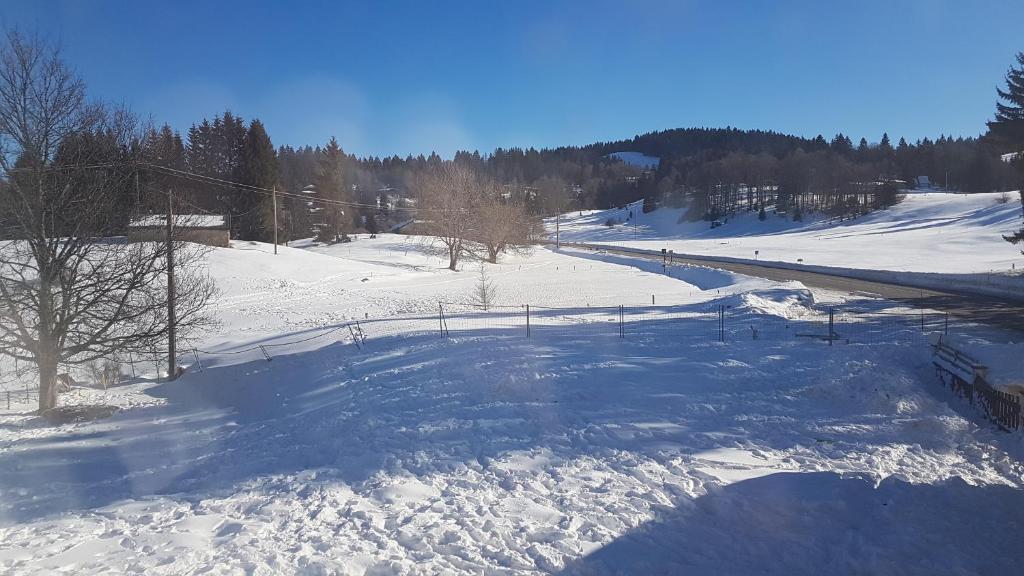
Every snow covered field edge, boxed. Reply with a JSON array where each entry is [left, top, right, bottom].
[[564, 242, 1024, 302]]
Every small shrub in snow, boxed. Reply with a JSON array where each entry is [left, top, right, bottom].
[[470, 264, 498, 311]]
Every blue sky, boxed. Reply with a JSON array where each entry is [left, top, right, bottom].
[[3, 1, 1022, 158]]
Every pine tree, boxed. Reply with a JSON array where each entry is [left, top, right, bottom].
[[879, 132, 892, 152], [314, 137, 347, 242], [830, 133, 853, 154], [988, 52, 1024, 148], [989, 52, 1024, 253], [140, 124, 187, 213], [235, 119, 278, 241]]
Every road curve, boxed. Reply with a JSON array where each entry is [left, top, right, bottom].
[[563, 243, 1024, 334]]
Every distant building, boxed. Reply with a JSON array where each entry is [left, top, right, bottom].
[[128, 215, 230, 247], [1001, 151, 1022, 163], [915, 176, 932, 189]]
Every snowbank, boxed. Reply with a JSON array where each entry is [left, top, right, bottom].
[[570, 241, 1024, 302]]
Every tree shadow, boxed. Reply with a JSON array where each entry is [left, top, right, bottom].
[[0, 316, 1017, 530]]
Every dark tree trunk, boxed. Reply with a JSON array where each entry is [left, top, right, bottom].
[[37, 345, 58, 412]]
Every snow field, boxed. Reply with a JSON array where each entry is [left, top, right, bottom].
[[551, 192, 1024, 274], [1, 234, 1023, 574]]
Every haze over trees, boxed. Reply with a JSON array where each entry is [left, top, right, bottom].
[[119, 112, 1024, 249]]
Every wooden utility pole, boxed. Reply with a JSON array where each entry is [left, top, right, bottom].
[[272, 186, 278, 255], [166, 190, 177, 380]]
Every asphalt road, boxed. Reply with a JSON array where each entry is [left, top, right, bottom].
[[568, 243, 1024, 334]]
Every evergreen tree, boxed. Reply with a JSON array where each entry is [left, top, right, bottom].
[[830, 133, 853, 154], [314, 137, 348, 242], [235, 119, 278, 241], [987, 51, 1024, 149], [185, 111, 247, 215], [364, 210, 379, 234], [989, 52, 1024, 252], [879, 132, 892, 152], [140, 124, 187, 213]]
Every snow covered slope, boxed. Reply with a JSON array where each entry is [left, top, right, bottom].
[[607, 151, 660, 169], [551, 192, 1024, 274], [2, 235, 1023, 574]]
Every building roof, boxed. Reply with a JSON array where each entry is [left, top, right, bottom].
[[1001, 151, 1022, 163], [128, 215, 228, 230]]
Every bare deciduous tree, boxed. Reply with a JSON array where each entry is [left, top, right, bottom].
[[415, 162, 481, 270], [473, 185, 537, 263], [0, 31, 215, 412]]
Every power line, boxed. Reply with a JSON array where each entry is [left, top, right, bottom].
[[140, 163, 399, 211], [5, 160, 459, 214]]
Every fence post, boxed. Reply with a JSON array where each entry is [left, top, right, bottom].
[[6, 391, 9, 410], [128, 351, 137, 378], [192, 349, 203, 372], [526, 304, 530, 338], [828, 306, 834, 347], [439, 303, 444, 338]]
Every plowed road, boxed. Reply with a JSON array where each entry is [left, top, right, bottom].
[[565, 243, 1024, 334]]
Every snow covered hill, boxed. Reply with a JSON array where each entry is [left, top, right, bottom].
[[2, 235, 1023, 574], [550, 192, 1024, 275], [606, 151, 660, 169]]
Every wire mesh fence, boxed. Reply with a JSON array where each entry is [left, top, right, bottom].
[[2, 300, 961, 410], [349, 302, 954, 347]]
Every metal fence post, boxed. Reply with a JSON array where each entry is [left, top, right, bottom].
[[439, 303, 444, 338], [526, 304, 530, 338], [719, 305, 725, 343], [828, 306, 834, 347]]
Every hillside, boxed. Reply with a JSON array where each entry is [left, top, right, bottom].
[[549, 192, 1024, 275]]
